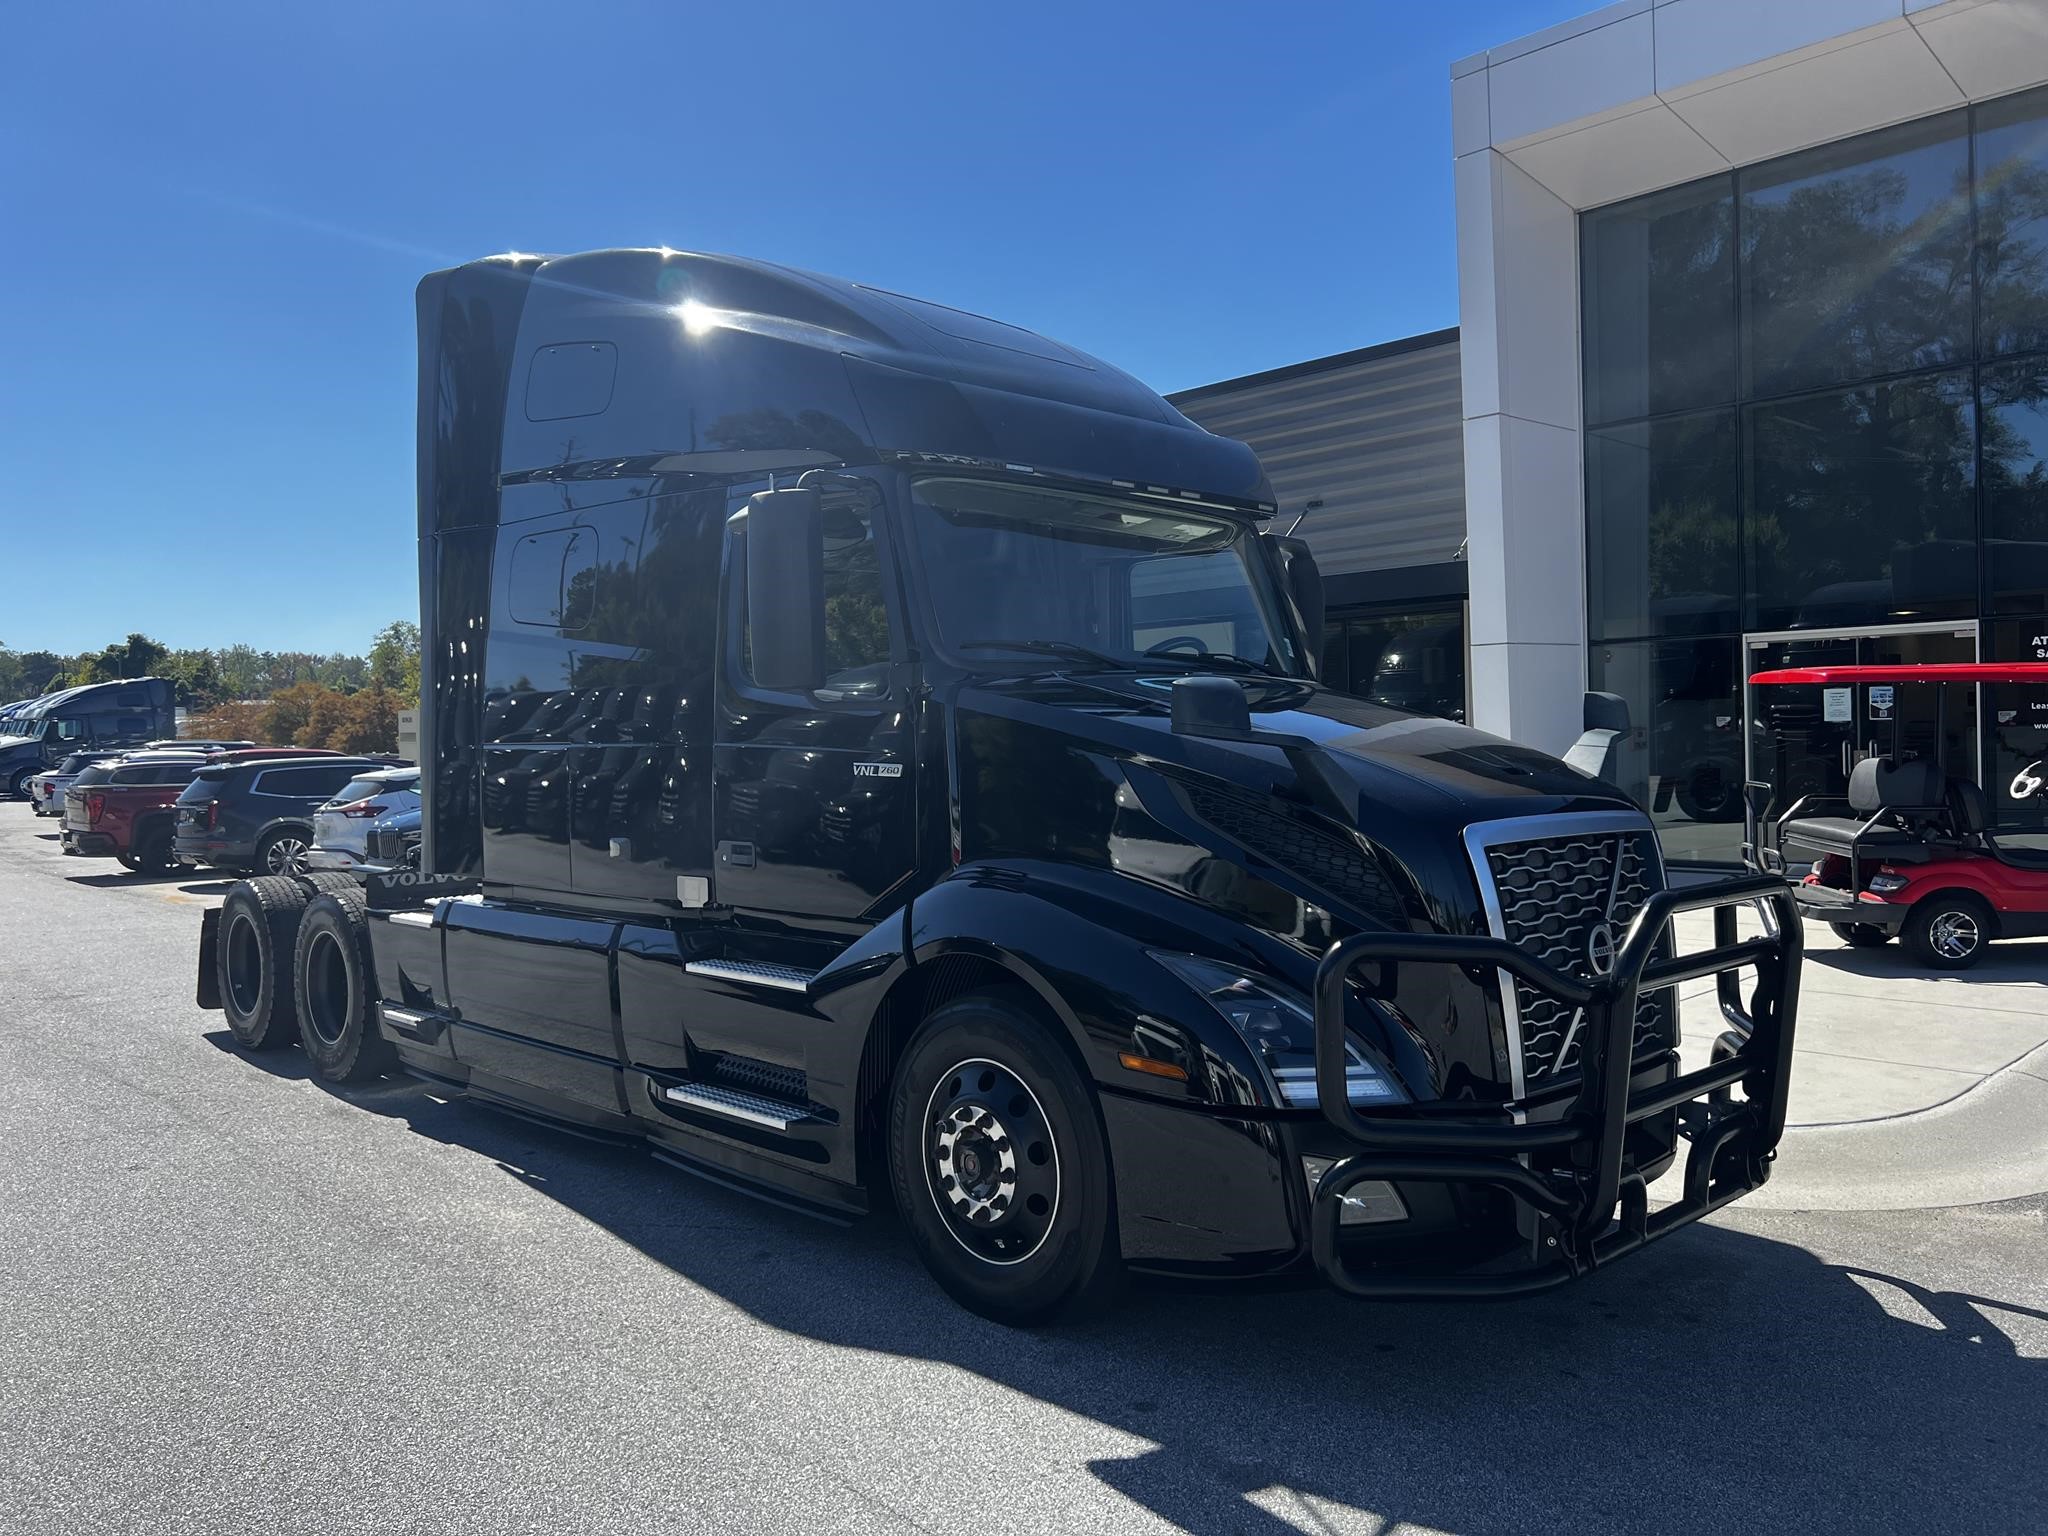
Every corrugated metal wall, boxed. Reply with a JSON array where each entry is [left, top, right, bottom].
[[1168, 330, 1466, 578]]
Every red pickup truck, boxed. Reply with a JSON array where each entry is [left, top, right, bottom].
[[61, 753, 209, 870]]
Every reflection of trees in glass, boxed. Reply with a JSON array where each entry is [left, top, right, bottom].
[[1975, 102, 2048, 355], [823, 513, 890, 675], [1742, 127, 1973, 394], [1583, 184, 1735, 421], [1747, 373, 1975, 623]]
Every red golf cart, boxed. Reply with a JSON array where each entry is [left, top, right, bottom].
[[1746, 662, 2048, 969]]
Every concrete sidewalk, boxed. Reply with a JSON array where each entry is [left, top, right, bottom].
[[1665, 909, 2048, 1208]]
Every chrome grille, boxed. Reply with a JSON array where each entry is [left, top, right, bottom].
[[1472, 821, 1675, 1086]]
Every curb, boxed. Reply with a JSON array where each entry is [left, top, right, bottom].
[[1736, 1039, 2048, 1212]]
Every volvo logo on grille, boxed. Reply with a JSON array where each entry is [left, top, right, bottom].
[[1585, 921, 1619, 977]]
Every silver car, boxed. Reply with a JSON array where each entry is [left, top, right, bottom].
[[304, 767, 422, 872]]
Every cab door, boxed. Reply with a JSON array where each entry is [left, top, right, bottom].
[[711, 475, 917, 945]]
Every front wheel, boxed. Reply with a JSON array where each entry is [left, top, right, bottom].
[[1829, 921, 1891, 949], [7, 768, 32, 800], [888, 989, 1121, 1326], [1905, 894, 1994, 970]]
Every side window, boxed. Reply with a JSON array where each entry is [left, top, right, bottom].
[[508, 527, 598, 630], [736, 499, 893, 699], [821, 505, 892, 692], [253, 766, 354, 797], [52, 718, 83, 741]]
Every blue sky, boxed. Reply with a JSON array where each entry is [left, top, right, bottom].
[[0, 0, 1585, 657]]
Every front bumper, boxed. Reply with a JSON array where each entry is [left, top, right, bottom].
[[1306, 873, 1802, 1298]]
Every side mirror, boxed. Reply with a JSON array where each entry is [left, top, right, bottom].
[[1267, 534, 1325, 669], [743, 486, 826, 693]]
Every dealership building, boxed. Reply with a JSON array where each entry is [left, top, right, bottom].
[[1182, 0, 2048, 865]]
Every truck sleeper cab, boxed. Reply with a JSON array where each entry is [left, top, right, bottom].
[[198, 249, 1802, 1323], [0, 677, 176, 798]]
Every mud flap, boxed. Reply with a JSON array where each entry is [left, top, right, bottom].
[[196, 907, 221, 1010]]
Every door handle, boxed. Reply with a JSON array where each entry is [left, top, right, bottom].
[[717, 840, 755, 869]]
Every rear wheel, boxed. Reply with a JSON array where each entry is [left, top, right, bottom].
[[293, 889, 395, 1083], [255, 827, 311, 876], [1828, 921, 1891, 948], [128, 823, 175, 875], [217, 877, 310, 1049], [297, 871, 361, 898], [887, 989, 1121, 1326], [7, 768, 33, 800], [1904, 893, 1993, 970]]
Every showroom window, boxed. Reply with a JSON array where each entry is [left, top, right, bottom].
[[1975, 87, 2048, 359], [1582, 177, 1736, 425], [1588, 638, 1744, 867], [1586, 408, 1739, 639], [1980, 358, 2048, 615], [1738, 112, 1973, 400], [1745, 371, 1977, 631]]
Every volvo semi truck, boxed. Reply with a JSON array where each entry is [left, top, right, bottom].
[[197, 249, 1803, 1323]]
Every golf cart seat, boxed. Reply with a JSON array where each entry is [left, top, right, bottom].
[[1779, 756, 1944, 864], [1948, 777, 2048, 869]]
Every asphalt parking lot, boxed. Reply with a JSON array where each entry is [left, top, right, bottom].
[[2, 811, 2043, 1536]]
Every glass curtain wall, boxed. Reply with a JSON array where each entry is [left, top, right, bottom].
[[1583, 86, 2048, 849]]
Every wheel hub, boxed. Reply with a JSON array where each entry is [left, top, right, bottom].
[[924, 1059, 1059, 1266], [935, 1103, 1017, 1222], [1931, 911, 1979, 959]]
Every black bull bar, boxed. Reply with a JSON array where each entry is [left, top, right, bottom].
[[1309, 874, 1803, 1298]]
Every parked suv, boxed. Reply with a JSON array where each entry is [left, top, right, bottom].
[[60, 753, 212, 870], [306, 767, 422, 872], [173, 757, 398, 875], [28, 750, 124, 816]]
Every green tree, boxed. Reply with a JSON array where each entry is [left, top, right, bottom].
[[366, 620, 421, 704]]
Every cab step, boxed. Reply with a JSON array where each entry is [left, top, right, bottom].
[[661, 1081, 817, 1131], [684, 959, 815, 993]]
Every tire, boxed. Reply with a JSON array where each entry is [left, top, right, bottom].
[[254, 826, 312, 877], [7, 768, 33, 800], [128, 823, 175, 875], [117, 854, 141, 872], [297, 871, 361, 898], [1829, 922, 1891, 948], [217, 877, 311, 1049], [293, 889, 395, 1083], [1674, 759, 1742, 824], [1904, 892, 1994, 970], [887, 989, 1121, 1326]]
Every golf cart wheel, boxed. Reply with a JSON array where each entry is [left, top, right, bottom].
[[887, 989, 1121, 1326], [1828, 922, 1891, 949], [1904, 893, 1993, 970], [217, 876, 311, 1049]]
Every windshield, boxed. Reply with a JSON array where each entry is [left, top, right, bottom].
[[907, 477, 1301, 676]]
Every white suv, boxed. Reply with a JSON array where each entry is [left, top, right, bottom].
[[304, 767, 422, 872]]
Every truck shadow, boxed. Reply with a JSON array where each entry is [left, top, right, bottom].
[[205, 1031, 2047, 1535]]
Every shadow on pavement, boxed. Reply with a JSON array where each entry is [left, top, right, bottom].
[[64, 869, 186, 888], [202, 1030, 2047, 1534], [1803, 937, 2048, 987]]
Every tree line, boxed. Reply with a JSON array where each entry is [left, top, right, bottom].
[[1, 622, 422, 756]]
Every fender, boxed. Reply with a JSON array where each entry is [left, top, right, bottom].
[[893, 858, 1293, 1112]]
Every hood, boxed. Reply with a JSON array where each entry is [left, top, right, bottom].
[[957, 670, 1632, 822], [949, 669, 1641, 945]]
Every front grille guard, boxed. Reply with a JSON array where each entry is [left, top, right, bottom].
[[1309, 874, 1802, 1298]]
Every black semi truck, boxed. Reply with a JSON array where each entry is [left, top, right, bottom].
[[198, 249, 1803, 1323]]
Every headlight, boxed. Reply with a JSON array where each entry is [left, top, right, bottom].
[[1149, 952, 1406, 1107]]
